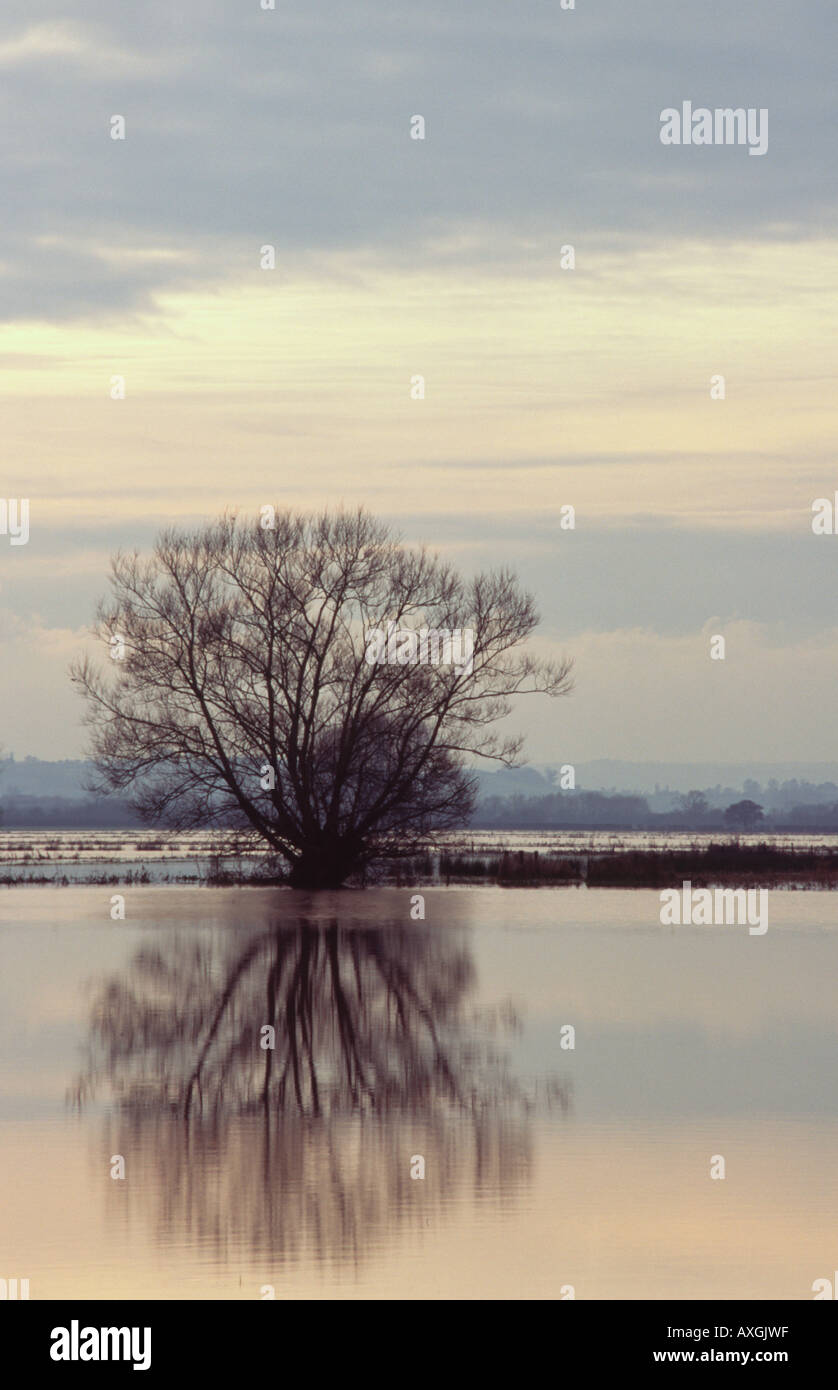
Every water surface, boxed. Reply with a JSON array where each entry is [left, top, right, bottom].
[[1, 885, 836, 1299]]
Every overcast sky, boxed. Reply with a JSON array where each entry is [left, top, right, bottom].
[[1, 1, 837, 764]]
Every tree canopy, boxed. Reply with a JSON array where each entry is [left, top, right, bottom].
[[72, 507, 572, 887]]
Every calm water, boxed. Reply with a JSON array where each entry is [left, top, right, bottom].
[[1, 883, 837, 1299]]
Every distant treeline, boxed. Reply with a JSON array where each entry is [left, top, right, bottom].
[[5, 783, 838, 831], [0, 795, 143, 828], [644, 779, 838, 815], [472, 788, 838, 831]]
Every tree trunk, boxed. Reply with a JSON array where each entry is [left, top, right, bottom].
[[288, 843, 355, 890]]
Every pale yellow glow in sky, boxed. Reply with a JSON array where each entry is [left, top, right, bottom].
[[5, 238, 837, 529]]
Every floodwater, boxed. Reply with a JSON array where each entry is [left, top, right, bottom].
[[1, 883, 837, 1300], [3, 828, 838, 884]]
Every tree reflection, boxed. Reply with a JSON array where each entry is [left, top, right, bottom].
[[74, 916, 570, 1273]]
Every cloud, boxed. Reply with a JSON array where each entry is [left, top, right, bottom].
[[4, 516, 838, 763], [0, 20, 185, 76], [0, 609, 90, 758], [517, 620, 838, 763], [0, 1, 835, 320], [0, 22, 87, 66]]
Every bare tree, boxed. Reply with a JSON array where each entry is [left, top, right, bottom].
[[71, 508, 572, 886]]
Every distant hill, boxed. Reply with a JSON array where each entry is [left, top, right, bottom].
[[0, 757, 140, 828], [0, 756, 96, 798], [3, 756, 838, 830], [473, 765, 554, 798], [8, 756, 838, 801], [558, 760, 838, 794]]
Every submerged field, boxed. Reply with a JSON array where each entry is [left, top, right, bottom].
[[2, 828, 838, 887]]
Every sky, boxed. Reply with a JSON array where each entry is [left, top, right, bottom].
[[1, 0, 837, 765]]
